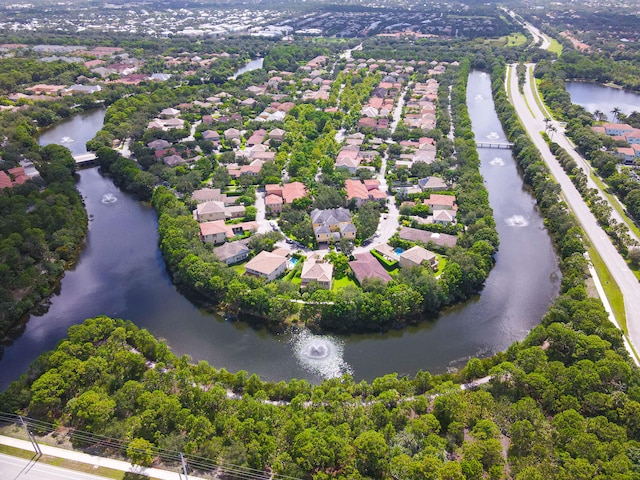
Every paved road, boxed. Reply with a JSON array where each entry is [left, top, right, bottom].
[[0, 453, 115, 480], [508, 64, 640, 360], [504, 9, 550, 49], [0, 435, 198, 480]]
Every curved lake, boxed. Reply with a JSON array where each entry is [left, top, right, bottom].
[[566, 81, 640, 118], [0, 72, 560, 390], [231, 58, 264, 79]]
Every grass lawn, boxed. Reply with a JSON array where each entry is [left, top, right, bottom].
[[230, 264, 246, 275], [505, 33, 527, 47], [588, 245, 627, 333], [434, 255, 447, 276], [548, 37, 563, 56], [332, 276, 358, 291]]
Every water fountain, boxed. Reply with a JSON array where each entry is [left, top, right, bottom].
[[489, 157, 505, 166], [504, 215, 529, 227], [60, 136, 74, 144], [101, 193, 118, 204], [291, 330, 352, 379], [486, 132, 500, 140]]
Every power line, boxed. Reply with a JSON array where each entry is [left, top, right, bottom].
[[0, 412, 302, 480]]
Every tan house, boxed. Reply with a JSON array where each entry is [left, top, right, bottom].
[[265, 194, 283, 214], [301, 259, 333, 289], [194, 201, 226, 222], [311, 208, 356, 243], [213, 242, 250, 265], [245, 251, 287, 282], [399, 245, 438, 270], [425, 194, 457, 211], [200, 220, 258, 244]]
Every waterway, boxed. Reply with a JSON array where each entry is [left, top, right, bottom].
[[566, 81, 640, 118], [230, 58, 264, 80], [0, 72, 560, 390]]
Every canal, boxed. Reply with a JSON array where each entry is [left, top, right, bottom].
[[0, 71, 560, 390]]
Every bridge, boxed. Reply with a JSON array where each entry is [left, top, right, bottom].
[[73, 153, 97, 168], [476, 142, 514, 149]]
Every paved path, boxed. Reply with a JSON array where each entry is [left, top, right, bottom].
[[508, 64, 640, 362], [0, 435, 199, 480]]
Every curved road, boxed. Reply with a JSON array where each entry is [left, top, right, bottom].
[[508, 64, 640, 361]]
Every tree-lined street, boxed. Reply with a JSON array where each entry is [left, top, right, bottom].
[[508, 63, 640, 361]]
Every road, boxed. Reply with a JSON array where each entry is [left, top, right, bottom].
[[0, 453, 113, 480], [524, 65, 639, 244], [504, 9, 550, 50], [508, 64, 640, 361]]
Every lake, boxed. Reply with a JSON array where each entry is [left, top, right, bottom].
[[566, 81, 640, 119]]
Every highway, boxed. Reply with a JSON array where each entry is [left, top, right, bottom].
[[0, 453, 111, 480], [508, 63, 640, 361]]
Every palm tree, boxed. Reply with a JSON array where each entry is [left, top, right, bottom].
[[593, 109, 607, 122], [611, 107, 622, 123], [548, 125, 557, 140]]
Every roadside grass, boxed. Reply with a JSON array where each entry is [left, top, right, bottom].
[[589, 172, 640, 240], [548, 37, 563, 56], [588, 244, 627, 334], [530, 71, 552, 118], [506, 65, 512, 98], [0, 445, 150, 480]]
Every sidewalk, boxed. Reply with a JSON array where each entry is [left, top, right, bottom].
[[0, 435, 207, 480]]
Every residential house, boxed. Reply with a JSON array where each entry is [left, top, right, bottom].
[[399, 245, 437, 269], [425, 194, 457, 211], [349, 252, 392, 284], [603, 123, 635, 136], [418, 176, 448, 191], [311, 208, 356, 243], [432, 209, 456, 225], [301, 259, 334, 289], [160, 107, 181, 119], [399, 227, 458, 248], [213, 242, 250, 265], [202, 130, 220, 142], [61, 85, 101, 95], [163, 154, 187, 167], [191, 187, 232, 205], [616, 147, 637, 165], [194, 201, 226, 222], [265, 194, 283, 214], [224, 128, 241, 141], [246, 129, 267, 146], [245, 251, 287, 282], [269, 128, 286, 142], [147, 139, 172, 150], [200, 220, 258, 244], [345, 179, 386, 207]]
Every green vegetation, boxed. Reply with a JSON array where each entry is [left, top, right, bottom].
[[587, 245, 627, 334], [548, 38, 563, 57], [0, 144, 87, 340]]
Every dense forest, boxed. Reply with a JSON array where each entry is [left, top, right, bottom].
[[0, 144, 88, 342]]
